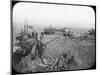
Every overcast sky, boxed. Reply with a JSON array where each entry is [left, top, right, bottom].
[[13, 2, 95, 29]]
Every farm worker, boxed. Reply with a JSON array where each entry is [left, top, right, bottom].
[[32, 31, 34, 38], [34, 32, 46, 64], [40, 32, 44, 40], [34, 31, 38, 41]]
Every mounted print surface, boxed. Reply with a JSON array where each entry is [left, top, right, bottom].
[[11, 0, 96, 74]]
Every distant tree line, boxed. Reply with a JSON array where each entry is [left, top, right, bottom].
[[88, 28, 95, 36]]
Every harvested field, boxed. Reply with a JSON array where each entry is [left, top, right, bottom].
[[13, 34, 96, 73], [43, 34, 95, 69]]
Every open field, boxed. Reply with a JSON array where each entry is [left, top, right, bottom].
[[12, 33, 95, 73], [43, 34, 95, 69]]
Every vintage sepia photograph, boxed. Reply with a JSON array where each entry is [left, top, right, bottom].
[[11, 0, 96, 74]]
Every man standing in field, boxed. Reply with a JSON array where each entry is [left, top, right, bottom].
[[31, 32, 46, 64]]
